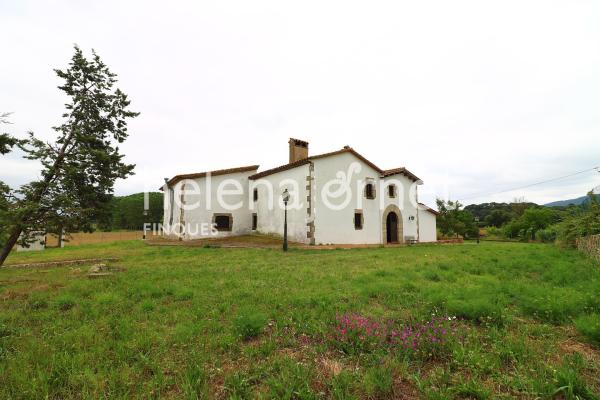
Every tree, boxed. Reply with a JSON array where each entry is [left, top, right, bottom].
[[0, 46, 138, 266], [556, 191, 600, 247], [502, 206, 560, 240], [0, 113, 21, 155], [0, 113, 21, 247], [436, 198, 477, 238], [98, 192, 163, 231], [485, 209, 513, 227]]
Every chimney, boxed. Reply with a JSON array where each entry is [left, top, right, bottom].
[[288, 138, 309, 163]]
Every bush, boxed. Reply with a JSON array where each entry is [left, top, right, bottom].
[[536, 226, 557, 243], [485, 226, 502, 237], [574, 314, 600, 347], [233, 311, 267, 340]]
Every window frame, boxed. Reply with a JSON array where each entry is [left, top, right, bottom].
[[364, 182, 376, 200], [212, 213, 233, 232], [388, 184, 396, 198], [354, 210, 364, 230]]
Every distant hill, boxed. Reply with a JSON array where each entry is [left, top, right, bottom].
[[545, 194, 600, 207]]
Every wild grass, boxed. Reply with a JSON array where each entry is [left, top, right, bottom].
[[0, 240, 599, 398]]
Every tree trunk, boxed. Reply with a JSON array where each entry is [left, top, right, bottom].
[[58, 226, 64, 248], [0, 227, 23, 267]]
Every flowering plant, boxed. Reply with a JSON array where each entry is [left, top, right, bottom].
[[333, 313, 459, 358]]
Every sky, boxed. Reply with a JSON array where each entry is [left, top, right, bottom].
[[1, 0, 599, 207]]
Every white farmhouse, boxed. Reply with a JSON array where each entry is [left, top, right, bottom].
[[161, 139, 438, 245]]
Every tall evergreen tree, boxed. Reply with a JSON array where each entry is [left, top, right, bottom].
[[0, 46, 138, 266]]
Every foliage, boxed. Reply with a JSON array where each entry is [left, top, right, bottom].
[[435, 199, 478, 238], [536, 226, 558, 243], [0, 46, 137, 265], [100, 192, 163, 231], [0, 113, 21, 248], [502, 207, 561, 241], [555, 192, 600, 247], [464, 201, 536, 227]]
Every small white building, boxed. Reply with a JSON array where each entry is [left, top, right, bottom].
[[161, 139, 438, 245], [16, 232, 46, 252]]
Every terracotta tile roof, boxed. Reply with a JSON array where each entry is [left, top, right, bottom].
[[249, 147, 383, 180], [161, 165, 259, 189], [419, 202, 439, 215], [248, 158, 312, 180], [381, 167, 421, 183]]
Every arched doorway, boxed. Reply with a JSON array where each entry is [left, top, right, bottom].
[[382, 204, 403, 244], [386, 212, 398, 243]]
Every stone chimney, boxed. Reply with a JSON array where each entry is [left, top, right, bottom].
[[288, 138, 309, 163]]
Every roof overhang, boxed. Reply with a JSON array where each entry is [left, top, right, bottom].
[[160, 165, 259, 190]]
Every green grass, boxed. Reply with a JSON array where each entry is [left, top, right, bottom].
[[1, 241, 599, 398]]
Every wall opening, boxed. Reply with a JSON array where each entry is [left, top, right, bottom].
[[213, 213, 232, 232]]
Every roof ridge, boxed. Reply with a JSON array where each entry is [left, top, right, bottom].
[[249, 146, 386, 180], [164, 165, 259, 188]]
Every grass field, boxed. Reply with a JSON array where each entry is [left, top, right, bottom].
[[1, 241, 599, 399]]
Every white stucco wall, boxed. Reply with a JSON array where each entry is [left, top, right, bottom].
[[311, 152, 422, 245], [382, 174, 420, 242], [418, 209, 438, 242], [312, 153, 382, 244], [16, 233, 46, 252], [162, 169, 257, 239], [251, 164, 310, 244]]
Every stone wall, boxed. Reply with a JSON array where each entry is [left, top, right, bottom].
[[576, 234, 600, 261]]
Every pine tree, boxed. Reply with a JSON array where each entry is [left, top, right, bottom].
[[0, 46, 138, 266]]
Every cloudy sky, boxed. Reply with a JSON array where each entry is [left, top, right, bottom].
[[1, 0, 599, 206]]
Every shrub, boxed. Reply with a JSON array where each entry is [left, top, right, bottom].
[[233, 311, 267, 340], [574, 314, 600, 347], [536, 226, 557, 243]]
